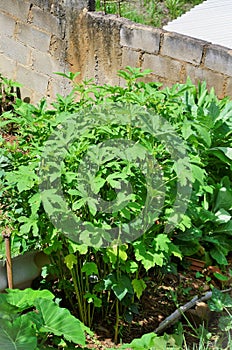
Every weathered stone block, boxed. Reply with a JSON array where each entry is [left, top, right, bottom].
[[0, 35, 31, 65], [204, 46, 232, 76], [161, 32, 204, 65], [15, 23, 51, 52], [16, 64, 48, 95], [31, 49, 61, 75], [0, 54, 16, 79], [120, 25, 161, 54], [225, 76, 232, 98], [0, 0, 30, 21], [30, 5, 62, 37], [121, 48, 140, 69], [142, 54, 182, 81], [0, 13, 15, 37]]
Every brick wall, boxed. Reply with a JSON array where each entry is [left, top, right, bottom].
[[1, 1, 232, 102]]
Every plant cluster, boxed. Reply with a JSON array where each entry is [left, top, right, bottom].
[[96, 0, 204, 28], [0, 68, 232, 348]]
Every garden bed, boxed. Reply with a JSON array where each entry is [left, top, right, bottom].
[[1, 69, 232, 349]]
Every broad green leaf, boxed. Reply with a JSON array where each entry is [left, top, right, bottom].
[[210, 246, 228, 265], [64, 254, 77, 270], [132, 279, 146, 299], [214, 187, 232, 212], [120, 332, 169, 350], [112, 274, 133, 300], [213, 221, 232, 234], [81, 262, 98, 276], [0, 317, 37, 350], [191, 164, 205, 185], [215, 209, 231, 224], [106, 245, 128, 265], [34, 299, 88, 345], [5, 288, 54, 310]]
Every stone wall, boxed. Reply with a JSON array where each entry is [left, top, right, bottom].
[[0, 0, 87, 102], [72, 11, 232, 99], [1, 1, 232, 102]]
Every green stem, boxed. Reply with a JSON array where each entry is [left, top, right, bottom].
[[114, 298, 120, 344], [71, 268, 86, 324]]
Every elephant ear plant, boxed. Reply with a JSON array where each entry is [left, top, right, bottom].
[[0, 288, 93, 349]]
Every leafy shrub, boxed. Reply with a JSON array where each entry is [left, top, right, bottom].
[[0, 68, 231, 344]]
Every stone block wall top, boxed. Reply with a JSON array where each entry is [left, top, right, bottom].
[[120, 24, 161, 54], [205, 45, 232, 76], [161, 32, 205, 65]]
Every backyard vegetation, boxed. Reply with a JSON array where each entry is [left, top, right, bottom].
[[96, 0, 204, 27], [0, 68, 232, 349]]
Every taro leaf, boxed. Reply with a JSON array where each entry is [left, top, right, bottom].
[[0, 294, 19, 320], [5, 288, 54, 311], [33, 298, 90, 345], [0, 317, 37, 350], [120, 332, 169, 350]]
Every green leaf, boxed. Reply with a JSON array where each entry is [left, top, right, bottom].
[[195, 124, 211, 147], [125, 260, 138, 274], [64, 254, 77, 270], [219, 316, 232, 331], [214, 187, 232, 212], [0, 317, 37, 350], [5, 288, 54, 311], [134, 242, 165, 271], [191, 164, 205, 185], [208, 289, 232, 312], [34, 298, 88, 345], [153, 234, 170, 253], [215, 209, 231, 224], [120, 332, 169, 350], [210, 246, 228, 265], [132, 279, 146, 299], [112, 274, 133, 300], [81, 262, 98, 276], [84, 293, 102, 307], [91, 175, 106, 194]]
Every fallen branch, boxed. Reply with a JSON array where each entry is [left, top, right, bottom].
[[154, 288, 232, 334]]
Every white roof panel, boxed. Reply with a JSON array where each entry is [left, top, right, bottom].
[[163, 0, 232, 49]]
